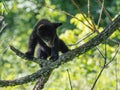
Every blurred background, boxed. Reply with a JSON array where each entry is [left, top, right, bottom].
[[0, 0, 120, 90]]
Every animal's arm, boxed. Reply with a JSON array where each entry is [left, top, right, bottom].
[[25, 31, 38, 56], [50, 37, 59, 61], [59, 39, 69, 53]]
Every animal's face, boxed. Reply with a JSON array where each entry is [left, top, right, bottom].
[[37, 23, 62, 47]]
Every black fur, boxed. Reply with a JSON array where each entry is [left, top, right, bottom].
[[25, 19, 69, 61]]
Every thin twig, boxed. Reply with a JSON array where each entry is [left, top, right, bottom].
[[115, 59, 118, 90], [91, 40, 107, 90], [67, 69, 73, 90], [91, 45, 120, 90], [88, 0, 90, 17], [87, 0, 97, 32], [91, 66, 105, 90], [87, 0, 98, 31], [106, 45, 120, 66], [104, 40, 107, 65], [96, 0, 112, 22], [96, 47, 106, 60], [97, 0, 104, 27], [108, 38, 120, 45], [62, 11, 94, 31], [46, 5, 94, 31], [68, 32, 94, 46], [71, 0, 94, 30], [71, 0, 98, 31]]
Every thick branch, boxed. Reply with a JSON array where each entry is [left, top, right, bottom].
[[0, 66, 52, 87], [0, 14, 120, 87], [10, 45, 48, 65]]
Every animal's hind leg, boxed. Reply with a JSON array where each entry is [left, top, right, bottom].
[[37, 47, 48, 67], [59, 39, 69, 53], [37, 47, 48, 60]]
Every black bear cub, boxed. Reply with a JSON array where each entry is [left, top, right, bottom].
[[25, 19, 69, 61]]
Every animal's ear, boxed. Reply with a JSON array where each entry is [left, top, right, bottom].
[[38, 24, 45, 30], [38, 24, 44, 29], [37, 24, 46, 34], [53, 23, 62, 28]]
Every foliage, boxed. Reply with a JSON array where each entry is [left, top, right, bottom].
[[0, 0, 120, 90]]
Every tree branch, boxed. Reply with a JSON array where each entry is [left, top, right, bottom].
[[10, 45, 48, 65], [0, 14, 120, 88], [0, 67, 52, 87]]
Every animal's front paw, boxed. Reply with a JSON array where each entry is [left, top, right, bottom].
[[25, 51, 34, 59]]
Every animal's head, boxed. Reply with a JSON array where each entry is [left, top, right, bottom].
[[37, 20, 62, 46]]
